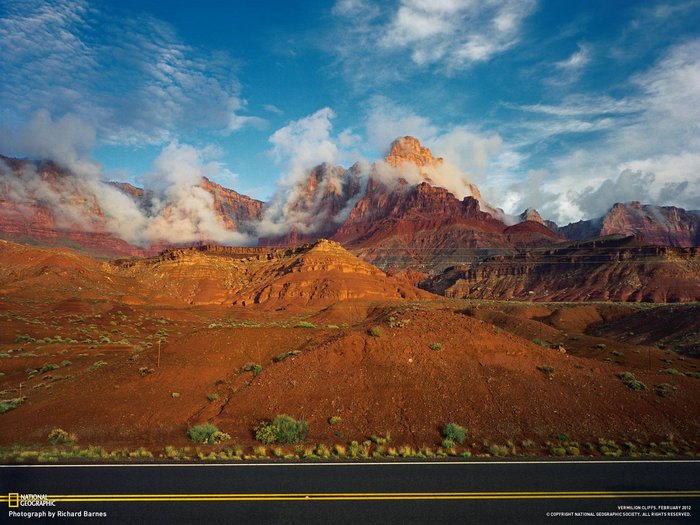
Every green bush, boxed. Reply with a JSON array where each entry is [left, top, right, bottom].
[[429, 343, 443, 351], [48, 428, 77, 445], [619, 371, 646, 390], [442, 423, 467, 444], [441, 438, 456, 449], [328, 415, 342, 425], [0, 397, 25, 415], [654, 383, 676, 397], [273, 350, 301, 362], [207, 393, 219, 401], [489, 444, 510, 457], [242, 363, 263, 376], [88, 361, 108, 372], [254, 425, 278, 445], [187, 423, 230, 445], [537, 365, 555, 376], [368, 326, 382, 337], [659, 368, 683, 376], [255, 414, 308, 444], [295, 321, 316, 329]]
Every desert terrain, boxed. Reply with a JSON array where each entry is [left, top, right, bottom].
[[1, 238, 698, 462]]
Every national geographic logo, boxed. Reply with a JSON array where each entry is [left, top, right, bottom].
[[5, 493, 56, 507]]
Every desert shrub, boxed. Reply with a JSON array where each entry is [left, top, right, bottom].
[[368, 326, 382, 337], [187, 423, 230, 445], [398, 445, 416, 458], [441, 438, 456, 449], [255, 415, 308, 444], [0, 352, 10, 358], [295, 321, 316, 329], [654, 383, 677, 397], [242, 362, 263, 376], [688, 372, 700, 379], [316, 444, 331, 458], [619, 372, 646, 390], [348, 441, 361, 457], [328, 415, 342, 425], [273, 350, 301, 362], [171, 392, 180, 398], [488, 444, 510, 457], [255, 424, 278, 445], [88, 361, 108, 372], [14, 335, 35, 343], [0, 397, 25, 415], [532, 338, 548, 347], [598, 438, 622, 457], [139, 367, 154, 376], [48, 428, 77, 445], [129, 447, 154, 459], [550, 446, 567, 456], [537, 365, 555, 376], [659, 368, 683, 376], [521, 439, 535, 449], [595, 343, 607, 349], [442, 423, 467, 444], [371, 433, 391, 445], [627, 380, 646, 390], [429, 343, 443, 351], [207, 393, 219, 401], [273, 415, 308, 443]]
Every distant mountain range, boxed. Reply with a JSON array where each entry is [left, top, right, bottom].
[[1, 137, 698, 271]]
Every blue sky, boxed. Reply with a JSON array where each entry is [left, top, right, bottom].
[[1, 0, 699, 224]]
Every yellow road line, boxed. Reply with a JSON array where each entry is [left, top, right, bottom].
[[4, 491, 700, 503]]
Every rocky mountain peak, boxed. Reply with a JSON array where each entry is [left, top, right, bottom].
[[518, 208, 546, 225], [385, 136, 443, 168]]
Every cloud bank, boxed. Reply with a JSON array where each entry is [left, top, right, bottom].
[[0, 0, 261, 146]]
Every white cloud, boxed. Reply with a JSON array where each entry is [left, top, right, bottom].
[[496, 39, 700, 223], [268, 108, 340, 180], [1, 110, 101, 179], [330, 0, 537, 86], [364, 97, 438, 154], [380, 0, 537, 69], [555, 43, 591, 70], [0, 0, 261, 147]]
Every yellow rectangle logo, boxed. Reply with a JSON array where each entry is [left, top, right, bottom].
[[8, 493, 20, 508]]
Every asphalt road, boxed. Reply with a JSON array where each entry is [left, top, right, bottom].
[[1, 459, 698, 524]]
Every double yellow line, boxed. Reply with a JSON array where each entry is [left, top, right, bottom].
[[3, 490, 700, 503]]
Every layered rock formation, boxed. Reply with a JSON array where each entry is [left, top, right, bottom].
[[111, 239, 431, 306], [421, 235, 700, 302], [0, 156, 263, 257], [0, 156, 148, 258], [559, 202, 700, 247]]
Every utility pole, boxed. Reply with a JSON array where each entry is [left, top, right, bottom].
[[18, 382, 23, 398], [157, 338, 161, 368]]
